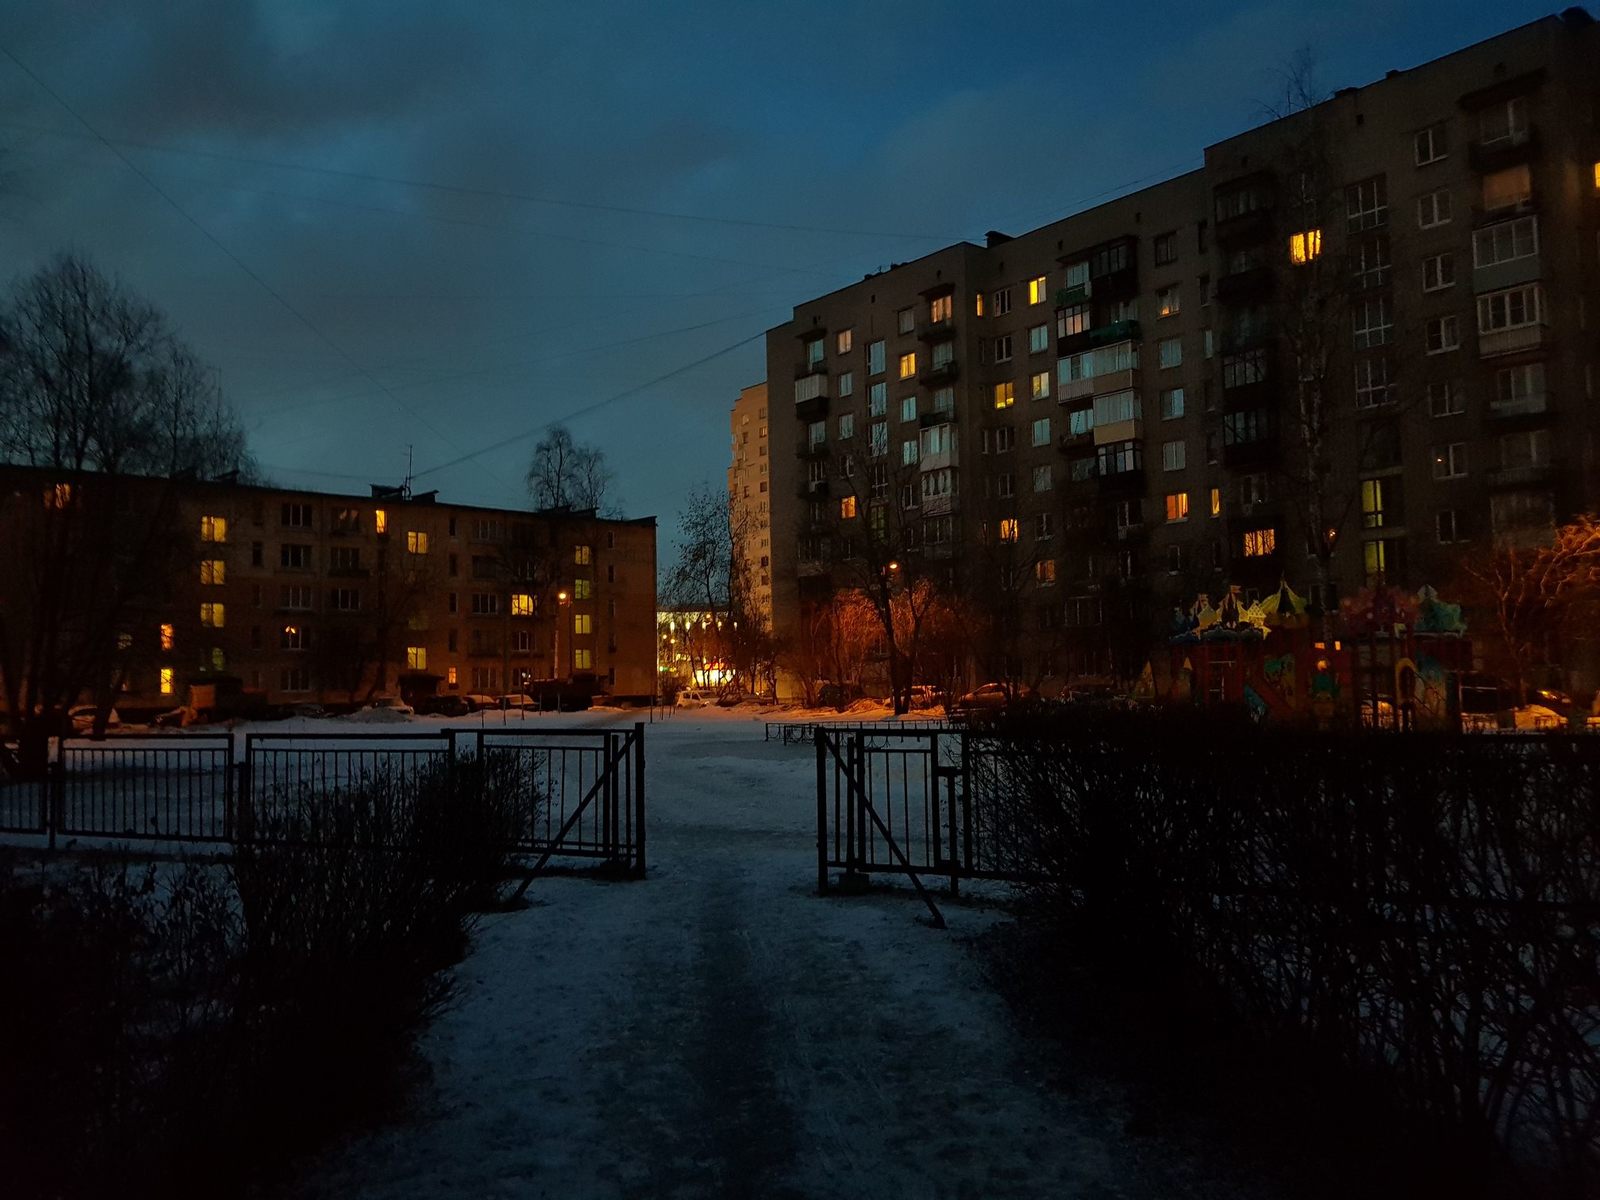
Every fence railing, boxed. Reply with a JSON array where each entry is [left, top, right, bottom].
[[3, 727, 645, 877], [768, 717, 951, 745]]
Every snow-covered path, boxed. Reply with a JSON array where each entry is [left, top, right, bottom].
[[289, 712, 1188, 1199]]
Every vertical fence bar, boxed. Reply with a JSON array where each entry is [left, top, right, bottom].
[[815, 728, 829, 894], [633, 723, 647, 878]]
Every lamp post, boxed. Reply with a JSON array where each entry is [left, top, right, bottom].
[[555, 589, 570, 684]]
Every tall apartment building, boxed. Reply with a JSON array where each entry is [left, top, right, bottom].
[[727, 382, 773, 625], [768, 10, 1600, 689], [1, 466, 658, 711]]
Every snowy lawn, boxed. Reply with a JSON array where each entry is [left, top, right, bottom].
[[283, 709, 1207, 1199]]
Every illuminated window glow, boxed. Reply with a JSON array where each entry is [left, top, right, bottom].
[[573, 579, 592, 600], [573, 648, 593, 671], [840, 496, 857, 519], [1209, 487, 1221, 518], [573, 613, 592, 635], [200, 515, 227, 543], [159, 667, 174, 695], [1243, 529, 1277, 557], [407, 531, 428, 554], [1289, 229, 1323, 263], [406, 646, 427, 670], [992, 382, 1015, 409], [574, 545, 592, 565], [447, 666, 458, 686], [374, 508, 388, 534], [898, 352, 917, 379], [510, 593, 534, 616], [998, 518, 1020, 542], [200, 602, 225, 628], [160, 623, 174, 651], [200, 560, 226, 586], [1165, 492, 1189, 522], [1027, 276, 1047, 305], [45, 482, 72, 509]]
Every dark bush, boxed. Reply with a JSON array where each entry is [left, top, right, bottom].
[[973, 710, 1600, 1195]]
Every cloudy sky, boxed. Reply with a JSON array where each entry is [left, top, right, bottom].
[[0, 0, 1557, 530]]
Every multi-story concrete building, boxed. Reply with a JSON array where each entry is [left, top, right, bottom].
[[726, 382, 773, 624], [1, 467, 658, 712], [767, 9, 1600, 690]]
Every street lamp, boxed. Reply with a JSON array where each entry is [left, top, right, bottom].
[[555, 589, 571, 683]]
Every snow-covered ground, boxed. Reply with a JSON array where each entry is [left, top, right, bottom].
[[281, 709, 1254, 1200]]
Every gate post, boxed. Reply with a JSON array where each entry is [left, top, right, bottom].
[[632, 723, 646, 879], [815, 728, 828, 894], [46, 757, 62, 851]]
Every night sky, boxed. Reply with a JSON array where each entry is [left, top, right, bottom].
[[0, 1, 1561, 530]]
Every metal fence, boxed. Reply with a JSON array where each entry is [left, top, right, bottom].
[[766, 717, 952, 745], [2, 726, 646, 877]]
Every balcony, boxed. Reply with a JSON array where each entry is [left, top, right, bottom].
[[1089, 318, 1141, 347], [922, 493, 958, 518], [796, 478, 829, 499], [1091, 264, 1138, 303], [919, 408, 955, 429], [1057, 420, 1093, 452], [1223, 437, 1279, 469], [1468, 127, 1539, 174], [1053, 282, 1091, 306], [795, 361, 827, 381], [918, 359, 959, 386], [795, 393, 829, 422], [1478, 324, 1548, 359], [1489, 462, 1554, 488], [1223, 378, 1276, 412], [1473, 252, 1541, 295], [1215, 265, 1275, 303], [1093, 417, 1142, 447], [1488, 391, 1550, 419], [916, 316, 955, 342], [796, 438, 830, 460], [1096, 466, 1145, 495], [1220, 323, 1275, 354], [1214, 206, 1275, 245]]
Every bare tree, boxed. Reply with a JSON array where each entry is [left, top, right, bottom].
[[1458, 516, 1600, 704], [526, 425, 614, 513], [0, 254, 253, 773]]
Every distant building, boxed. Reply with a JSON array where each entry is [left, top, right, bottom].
[[0, 466, 657, 711], [726, 382, 773, 625], [657, 605, 733, 690], [766, 9, 1600, 692]]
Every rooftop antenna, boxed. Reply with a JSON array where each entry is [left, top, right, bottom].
[[403, 444, 413, 499]]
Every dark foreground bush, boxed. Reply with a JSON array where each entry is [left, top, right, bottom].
[[973, 709, 1600, 1197], [0, 752, 535, 1199]]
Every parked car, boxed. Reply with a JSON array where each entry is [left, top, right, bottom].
[[497, 693, 537, 711], [878, 685, 943, 710], [287, 702, 328, 719], [676, 688, 710, 708], [416, 694, 470, 717], [153, 707, 188, 728], [953, 683, 1010, 713], [462, 693, 500, 712], [68, 705, 121, 733], [360, 696, 414, 717]]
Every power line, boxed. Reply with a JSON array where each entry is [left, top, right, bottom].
[[0, 118, 959, 243]]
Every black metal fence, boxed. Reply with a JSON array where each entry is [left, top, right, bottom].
[[767, 717, 950, 745], [2, 726, 646, 876]]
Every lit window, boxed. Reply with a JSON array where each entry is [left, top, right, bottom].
[[200, 560, 226, 586], [992, 382, 1015, 409], [573, 613, 592, 635], [1035, 559, 1056, 585], [1030, 371, 1050, 401], [1288, 229, 1323, 263], [574, 545, 592, 565], [373, 508, 387, 534], [837, 328, 854, 354], [447, 666, 459, 687], [200, 515, 227, 543], [898, 352, 917, 379], [1593, 162, 1600, 191], [1027, 276, 1047, 305], [974, 292, 984, 317], [573, 648, 593, 671], [1209, 487, 1221, 518], [573, 579, 592, 600], [1165, 492, 1189, 522], [200, 602, 225, 628], [998, 518, 1019, 542], [407, 531, 429, 554], [1360, 479, 1388, 529], [281, 624, 305, 650], [930, 294, 952, 323], [406, 646, 427, 670], [159, 667, 174, 695], [1157, 285, 1181, 317], [160, 623, 174, 650], [840, 496, 857, 519], [510, 593, 534, 616], [1243, 529, 1277, 557], [45, 482, 72, 509]]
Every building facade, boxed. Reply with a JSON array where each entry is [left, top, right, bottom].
[[727, 381, 773, 625], [767, 10, 1600, 691], [1, 467, 658, 713]]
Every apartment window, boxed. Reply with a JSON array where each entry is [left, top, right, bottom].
[[867, 340, 885, 375], [1165, 492, 1189, 522], [1437, 510, 1464, 544], [1499, 428, 1551, 471], [1036, 512, 1056, 541], [1360, 478, 1392, 529], [472, 519, 503, 542], [899, 394, 917, 423], [509, 592, 534, 616], [280, 543, 311, 569], [1477, 284, 1544, 335], [1153, 231, 1177, 265], [512, 630, 532, 654], [1209, 487, 1221, 518], [1478, 96, 1528, 147], [1425, 315, 1460, 355], [1031, 417, 1051, 447], [1158, 337, 1182, 369], [281, 667, 310, 693], [1161, 440, 1186, 471], [896, 307, 914, 335], [281, 502, 313, 528], [993, 381, 1015, 410], [572, 613, 592, 636], [1427, 380, 1464, 417], [1422, 252, 1455, 292], [1352, 295, 1393, 349], [1482, 164, 1532, 213], [991, 288, 1012, 315], [931, 386, 955, 414], [930, 294, 953, 324], [1472, 216, 1538, 268], [993, 472, 1014, 498], [1417, 189, 1451, 229], [1223, 409, 1271, 447], [1354, 358, 1393, 409], [838, 370, 854, 398], [984, 426, 1015, 454], [1029, 371, 1050, 402], [869, 381, 887, 416], [1092, 390, 1140, 427], [329, 588, 361, 612], [200, 515, 227, 543], [1155, 285, 1180, 319], [1057, 304, 1090, 338], [795, 373, 825, 403], [1351, 234, 1391, 289], [837, 412, 855, 439], [1097, 440, 1141, 477], [1023, 323, 1047, 354], [991, 334, 1014, 363], [998, 518, 1020, 542], [1222, 348, 1268, 389], [199, 559, 226, 586], [836, 328, 853, 355], [1345, 175, 1388, 231], [330, 546, 361, 572], [1067, 405, 1094, 438], [1035, 559, 1057, 586], [405, 530, 429, 555], [573, 544, 592, 566], [1495, 362, 1546, 409], [1432, 443, 1468, 479], [1032, 465, 1053, 493], [200, 602, 225, 628], [397, 645, 425, 671], [803, 336, 825, 369], [1363, 539, 1394, 583], [1242, 529, 1277, 557], [1414, 123, 1448, 165], [375, 507, 389, 534], [1158, 387, 1185, 421], [869, 421, 888, 457], [448, 592, 458, 614], [1216, 183, 1267, 222], [1027, 276, 1048, 305], [1288, 229, 1322, 264], [901, 438, 919, 466], [470, 592, 499, 616], [898, 351, 917, 380]]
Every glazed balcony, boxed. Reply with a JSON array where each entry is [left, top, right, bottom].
[[1478, 324, 1548, 359], [916, 316, 955, 342], [794, 393, 829, 422], [1215, 265, 1276, 303], [1468, 126, 1539, 174], [918, 359, 959, 386], [1488, 390, 1550, 419], [1488, 462, 1554, 488], [795, 361, 827, 381]]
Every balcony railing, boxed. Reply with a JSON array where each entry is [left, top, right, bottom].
[[795, 393, 829, 422], [1472, 252, 1541, 295], [796, 438, 830, 459], [1215, 265, 1275, 303], [1468, 126, 1539, 174], [1489, 462, 1554, 488], [1478, 324, 1547, 358], [1488, 391, 1550, 419], [918, 359, 959, 386], [795, 361, 827, 380], [916, 316, 955, 341], [1213, 206, 1275, 245], [1089, 318, 1141, 346]]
